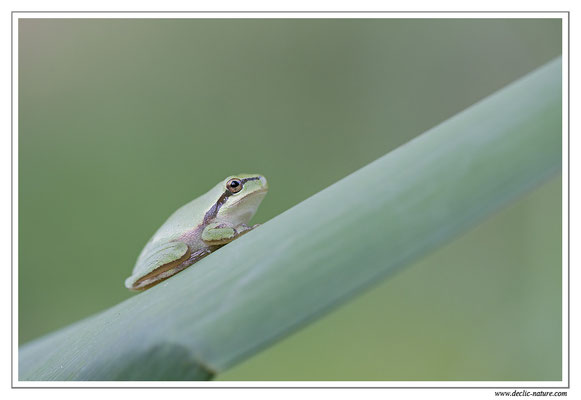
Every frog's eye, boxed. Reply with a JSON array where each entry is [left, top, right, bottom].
[[226, 178, 243, 193]]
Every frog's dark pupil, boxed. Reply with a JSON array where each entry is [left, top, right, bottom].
[[230, 181, 240, 188]]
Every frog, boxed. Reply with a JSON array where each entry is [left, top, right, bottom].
[[125, 174, 268, 291]]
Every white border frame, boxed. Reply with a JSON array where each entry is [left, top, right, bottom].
[[11, 11, 570, 389]]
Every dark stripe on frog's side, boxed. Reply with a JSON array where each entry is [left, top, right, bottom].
[[202, 176, 261, 224], [131, 246, 192, 290], [132, 246, 220, 290], [202, 191, 231, 225]]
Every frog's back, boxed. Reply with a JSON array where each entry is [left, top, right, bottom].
[[148, 193, 210, 243], [139, 188, 216, 254]]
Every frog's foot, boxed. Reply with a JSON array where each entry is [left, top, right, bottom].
[[202, 222, 259, 245]]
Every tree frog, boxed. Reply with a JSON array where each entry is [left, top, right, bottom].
[[125, 174, 268, 291]]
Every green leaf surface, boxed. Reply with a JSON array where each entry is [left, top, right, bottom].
[[19, 57, 562, 381]]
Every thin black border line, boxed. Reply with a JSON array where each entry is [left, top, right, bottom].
[[567, 11, 570, 389], [14, 386, 575, 389], [11, 11, 570, 390], [10, 10, 572, 13], [10, 10, 14, 390]]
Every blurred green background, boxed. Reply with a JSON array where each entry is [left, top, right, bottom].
[[19, 18, 562, 380]]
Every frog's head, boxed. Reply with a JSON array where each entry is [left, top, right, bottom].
[[210, 173, 268, 225]]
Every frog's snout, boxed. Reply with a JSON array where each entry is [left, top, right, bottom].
[[259, 175, 268, 190]]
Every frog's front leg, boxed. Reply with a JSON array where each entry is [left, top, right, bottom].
[[201, 222, 260, 245]]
